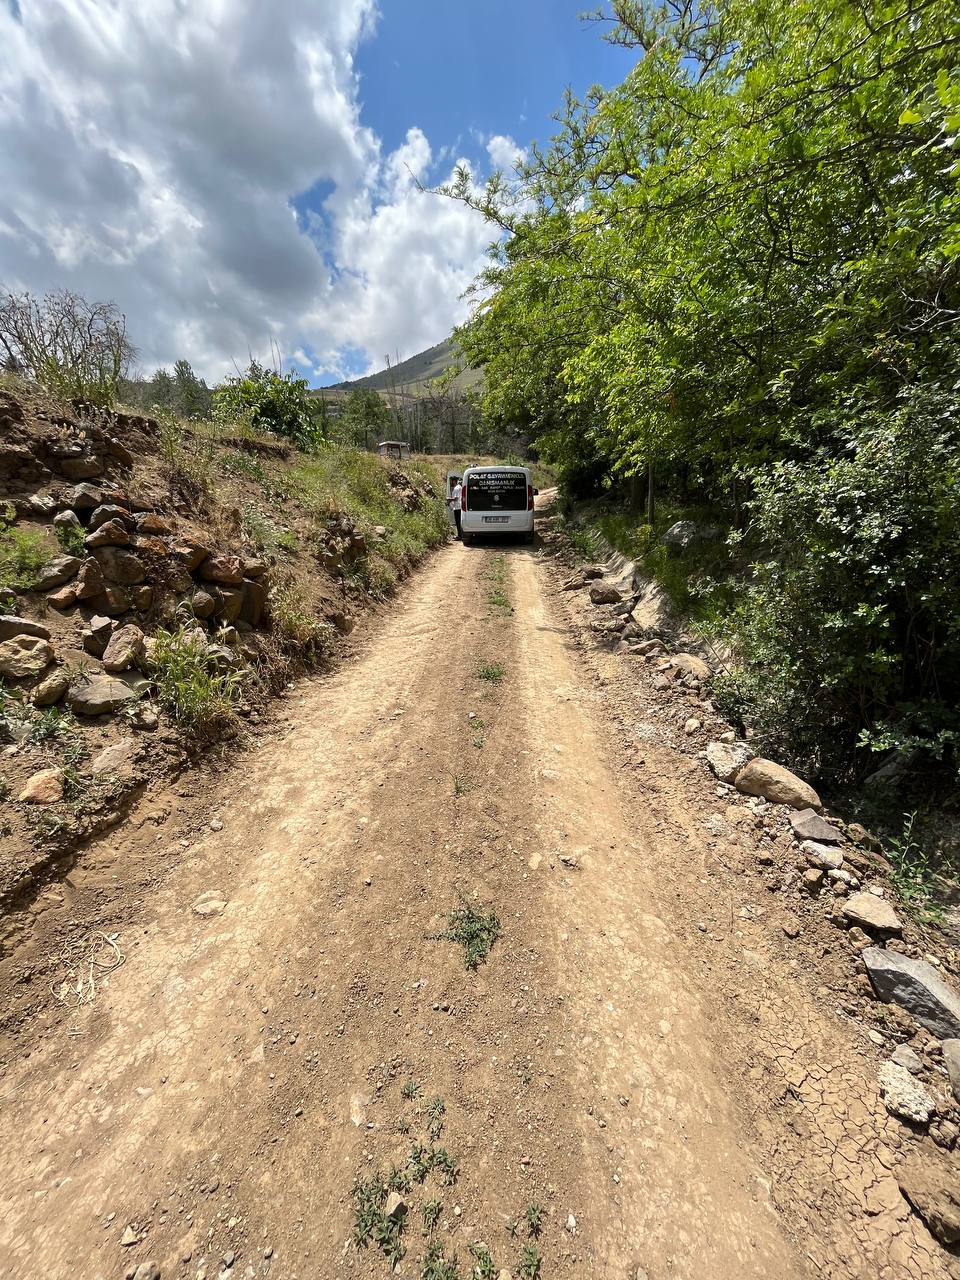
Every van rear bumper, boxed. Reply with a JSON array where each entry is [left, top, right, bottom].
[[461, 511, 534, 535]]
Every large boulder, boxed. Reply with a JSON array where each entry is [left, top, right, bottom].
[[85, 519, 132, 549], [93, 546, 146, 585], [943, 1040, 960, 1105], [862, 947, 960, 1039], [790, 808, 842, 843], [589, 583, 622, 605], [734, 758, 822, 810], [670, 653, 711, 682], [135, 512, 173, 535], [240, 579, 267, 626], [662, 520, 720, 550], [66, 674, 141, 716], [199, 554, 243, 585], [88, 503, 133, 532], [102, 624, 146, 673], [30, 669, 70, 706], [0, 635, 54, 678], [74, 558, 106, 600], [706, 740, 753, 783], [68, 482, 102, 512], [0, 615, 51, 642], [35, 555, 82, 590], [897, 1154, 960, 1245], [841, 892, 902, 935]]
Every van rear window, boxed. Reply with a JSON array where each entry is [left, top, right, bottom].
[[466, 471, 527, 511]]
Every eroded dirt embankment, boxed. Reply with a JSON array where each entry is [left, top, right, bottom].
[[0, 509, 954, 1280]]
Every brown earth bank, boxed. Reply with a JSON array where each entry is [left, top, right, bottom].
[[0, 495, 957, 1280]]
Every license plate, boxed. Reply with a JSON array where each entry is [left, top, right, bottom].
[[483, 516, 510, 524]]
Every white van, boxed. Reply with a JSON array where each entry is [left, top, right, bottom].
[[458, 465, 537, 544]]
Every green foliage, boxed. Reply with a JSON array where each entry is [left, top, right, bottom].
[[446, 0, 960, 784], [147, 625, 243, 734], [334, 387, 393, 448], [518, 1244, 542, 1279], [468, 1242, 495, 1280], [425, 1096, 445, 1142], [241, 503, 298, 556], [0, 508, 47, 591], [886, 811, 946, 923], [214, 362, 323, 451], [267, 574, 331, 655], [432, 895, 501, 970], [476, 662, 505, 683], [351, 1171, 405, 1266], [422, 1199, 443, 1235], [125, 358, 213, 419], [524, 1202, 544, 1239], [54, 520, 85, 556], [421, 1242, 460, 1280]]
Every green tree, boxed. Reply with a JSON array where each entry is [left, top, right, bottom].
[[214, 362, 323, 450], [336, 388, 391, 448]]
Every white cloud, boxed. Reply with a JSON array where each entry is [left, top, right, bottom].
[[0, 0, 495, 382], [486, 134, 527, 173]]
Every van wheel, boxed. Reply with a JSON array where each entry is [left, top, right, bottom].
[[461, 533, 473, 546]]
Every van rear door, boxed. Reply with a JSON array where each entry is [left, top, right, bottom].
[[465, 470, 527, 512]]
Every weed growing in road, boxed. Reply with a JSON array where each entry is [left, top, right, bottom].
[[426, 1095, 445, 1141], [451, 773, 471, 797], [421, 1241, 460, 1280], [388, 1164, 413, 1194], [519, 1244, 542, 1278], [408, 1143, 432, 1185], [352, 1171, 405, 1266], [431, 1146, 460, 1187], [402, 1077, 422, 1101], [432, 894, 501, 970], [468, 1242, 496, 1279], [525, 1202, 545, 1238], [422, 1198, 442, 1236], [472, 735, 485, 750], [488, 588, 511, 609], [477, 661, 505, 683]]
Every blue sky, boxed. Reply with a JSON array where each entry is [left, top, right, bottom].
[[0, 1, 636, 385]]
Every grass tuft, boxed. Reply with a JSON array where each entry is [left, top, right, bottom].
[[433, 894, 501, 970], [476, 662, 506, 683], [147, 625, 243, 734]]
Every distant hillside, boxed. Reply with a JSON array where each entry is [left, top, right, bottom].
[[334, 337, 481, 401]]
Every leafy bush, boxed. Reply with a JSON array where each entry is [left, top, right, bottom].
[[214, 362, 323, 451], [0, 508, 47, 591], [54, 520, 86, 556], [147, 626, 243, 735], [0, 288, 133, 407], [713, 386, 960, 783]]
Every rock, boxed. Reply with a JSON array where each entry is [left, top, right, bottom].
[[878, 1060, 935, 1123], [93, 546, 146, 585], [0, 615, 51, 642], [17, 768, 63, 804], [240, 579, 266, 626], [735, 758, 821, 810], [88, 503, 132, 532], [942, 1040, 960, 1104], [790, 808, 841, 843], [242, 557, 268, 578], [862, 948, 960, 1039], [133, 585, 153, 611], [85, 518, 131, 548], [68, 483, 102, 512], [802, 868, 824, 893], [890, 1044, 922, 1074], [53, 509, 82, 532], [633, 638, 664, 656], [189, 588, 216, 619], [802, 840, 844, 870], [661, 520, 720, 550], [131, 703, 159, 731], [132, 1264, 161, 1280], [847, 821, 882, 852], [120, 1224, 140, 1246], [705, 740, 753, 783], [199, 554, 244, 585], [74, 558, 106, 600], [684, 717, 701, 735], [135, 512, 172, 535], [383, 1191, 406, 1219], [59, 454, 102, 480], [215, 587, 244, 624], [589, 583, 622, 605], [670, 653, 711, 682], [67, 674, 141, 716], [897, 1153, 960, 1245], [782, 913, 802, 938], [30, 669, 70, 706], [170, 540, 210, 570], [842, 892, 902, 935], [193, 891, 228, 917], [36, 555, 83, 590], [102, 624, 146, 673], [88, 586, 132, 617], [27, 492, 57, 517], [47, 585, 78, 610], [0, 635, 54, 678]]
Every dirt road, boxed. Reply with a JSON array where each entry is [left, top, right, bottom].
[[0, 522, 948, 1279]]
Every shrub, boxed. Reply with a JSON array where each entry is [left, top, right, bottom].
[[0, 508, 47, 591], [214, 362, 323, 451], [714, 385, 960, 784], [147, 626, 243, 735], [0, 288, 133, 408], [268, 575, 332, 655], [54, 521, 86, 556]]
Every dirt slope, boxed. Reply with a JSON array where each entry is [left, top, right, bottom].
[[0, 508, 950, 1279]]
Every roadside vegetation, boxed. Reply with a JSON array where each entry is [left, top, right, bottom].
[[448, 0, 960, 806]]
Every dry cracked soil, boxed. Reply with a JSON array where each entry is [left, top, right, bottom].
[[0, 500, 951, 1280]]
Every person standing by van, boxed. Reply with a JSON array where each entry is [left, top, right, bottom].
[[448, 475, 463, 540]]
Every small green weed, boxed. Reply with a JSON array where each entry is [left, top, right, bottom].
[[425, 1095, 445, 1141], [505, 1216, 520, 1239], [525, 1202, 545, 1239], [28, 705, 77, 745], [472, 735, 485, 750], [352, 1171, 405, 1266], [421, 1241, 460, 1280], [388, 1163, 413, 1194], [54, 521, 85, 555], [0, 776, 9, 802], [519, 1244, 542, 1279], [432, 894, 501, 970], [488, 589, 511, 609], [269, 574, 331, 654], [408, 1143, 432, 1185], [147, 625, 243, 735], [422, 1199, 442, 1236], [0, 508, 47, 592], [402, 1077, 422, 1101], [430, 1147, 459, 1187], [241, 502, 299, 556], [468, 1242, 496, 1279], [477, 662, 505, 683], [886, 811, 945, 923], [451, 773, 472, 798]]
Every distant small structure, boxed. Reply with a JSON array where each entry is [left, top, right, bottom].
[[376, 440, 411, 460]]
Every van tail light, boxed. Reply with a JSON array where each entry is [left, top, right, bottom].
[[461, 485, 467, 511], [527, 484, 534, 511]]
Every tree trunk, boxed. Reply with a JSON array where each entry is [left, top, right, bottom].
[[645, 460, 655, 526]]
